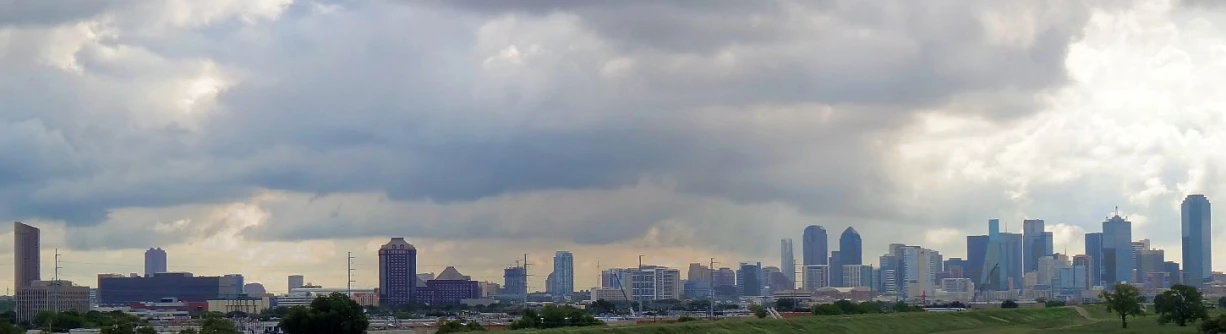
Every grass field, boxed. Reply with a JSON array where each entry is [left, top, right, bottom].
[[526, 308, 1086, 333], [524, 305, 1218, 333]]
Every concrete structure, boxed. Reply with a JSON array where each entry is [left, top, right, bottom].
[[802, 225, 829, 266], [550, 251, 574, 297], [628, 266, 682, 301], [503, 266, 527, 298], [591, 287, 630, 302], [144, 248, 168, 277], [781, 239, 796, 287], [16, 280, 90, 322], [283, 287, 379, 306], [1183, 194, 1212, 288], [804, 265, 831, 290], [287, 275, 304, 294], [378, 237, 417, 306], [842, 265, 873, 289], [687, 263, 712, 284], [478, 281, 500, 298], [98, 272, 245, 306], [14, 222, 40, 289]]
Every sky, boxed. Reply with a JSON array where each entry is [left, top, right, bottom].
[[2, 0, 1226, 294]]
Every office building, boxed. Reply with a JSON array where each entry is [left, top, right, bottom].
[[288, 275, 304, 294], [144, 248, 168, 278], [879, 255, 901, 294], [244, 283, 267, 297], [843, 264, 873, 288], [629, 266, 682, 301], [1085, 233, 1103, 286], [1102, 214, 1133, 284], [901, 246, 935, 299], [829, 251, 843, 287], [802, 225, 828, 266], [1002, 232, 1023, 291], [1165, 262, 1182, 287], [1023, 220, 1053, 273], [16, 280, 90, 322], [97, 272, 245, 306], [687, 263, 712, 284], [1183, 194, 1212, 288], [737, 262, 762, 296], [838, 227, 863, 287], [944, 258, 967, 279], [550, 251, 574, 297], [415, 266, 480, 306], [378, 237, 417, 306], [966, 235, 989, 286], [14, 222, 40, 289], [803, 265, 831, 290], [781, 239, 796, 286], [1072, 255, 1094, 290], [712, 267, 736, 288]]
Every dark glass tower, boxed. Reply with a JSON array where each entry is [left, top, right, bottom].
[[802, 225, 828, 266], [1182, 195, 1211, 288]]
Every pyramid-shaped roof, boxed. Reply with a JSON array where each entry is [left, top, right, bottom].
[[435, 266, 470, 280]]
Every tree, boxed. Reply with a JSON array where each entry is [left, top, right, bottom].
[[591, 299, 617, 314], [278, 293, 370, 334], [1001, 300, 1019, 309], [1154, 284, 1209, 327], [199, 316, 241, 334], [436, 320, 486, 333], [1101, 283, 1145, 328], [749, 305, 767, 318], [775, 298, 797, 312], [1218, 296, 1226, 309], [1044, 300, 1066, 308], [508, 306, 603, 330], [179, 329, 200, 334], [1202, 314, 1226, 333], [0, 321, 21, 334], [136, 327, 158, 334]]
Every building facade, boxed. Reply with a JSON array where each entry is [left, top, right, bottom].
[[838, 227, 863, 287], [781, 239, 795, 287], [415, 267, 480, 306], [629, 266, 682, 301], [97, 273, 245, 306], [503, 267, 527, 298], [14, 222, 40, 290], [1022, 219, 1053, 274], [1182, 194, 1211, 288], [737, 262, 762, 296], [550, 251, 574, 297], [803, 265, 831, 290], [144, 248, 168, 277], [17, 281, 91, 322], [802, 225, 828, 267], [288, 275, 304, 294], [842, 265, 873, 288], [378, 237, 417, 306], [1102, 214, 1133, 285], [1085, 232, 1103, 286]]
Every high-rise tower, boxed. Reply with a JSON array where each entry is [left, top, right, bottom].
[[14, 222, 40, 289], [780, 239, 795, 286], [378, 237, 417, 306], [551, 251, 574, 297], [1182, 194, 1211, 288], [802, 225, 828, 267], [1102, 213, 1133, 284], [144, 248, 168, 277]]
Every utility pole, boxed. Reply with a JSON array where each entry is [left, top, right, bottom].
[[347, 251, 355, 297], [523, 254, 530, 305], [709, 258, 718, 320]]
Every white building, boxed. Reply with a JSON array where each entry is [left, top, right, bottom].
[[842, 265, 874, 289], [628, 266, 682, 301]]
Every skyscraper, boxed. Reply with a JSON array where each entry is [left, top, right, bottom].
[[802, 225, 828, 267], [829, 251, 843, 287], [966, 235, 989, 286], [839, 227, 863, 266], [780, 239, 795, 286], [144, 248, 168, 277], [1182, 194, 1211, 288], [1002, 232, 1023, 290], [551, 251, 574, 297], [14, 222, 40, 289], [737, 262, 762, 297], [980, 219, 1006, 290], [1102, 213, 1133, 285], [1023, 219, 1053, 273], [378, 237, 417, 306], [1085, 232, 1103, 286]]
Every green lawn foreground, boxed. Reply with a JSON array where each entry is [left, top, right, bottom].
[[1038, 304, 1211, 334], [526, 308, 1086, 334]]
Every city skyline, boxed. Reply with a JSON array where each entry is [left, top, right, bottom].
[[4, 1, 1226, 294]]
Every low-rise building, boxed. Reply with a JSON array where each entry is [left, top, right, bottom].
[[16, 280, 91, 322], [208, 297, 272, 314]]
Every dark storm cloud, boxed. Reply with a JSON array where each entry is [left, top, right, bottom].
[[0, 0, 1105, 251]]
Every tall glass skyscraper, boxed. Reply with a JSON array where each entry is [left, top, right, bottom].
[[1102, 214, 1133, 285], [780, 239, 795, 286], [1085, 232, 1103, 286], [840, 227, 863, 266], [966, 235, 988, 286], [1002, 232, 1023, 290], [1023, 219, 1053, 273], [1182, 194, 1211, 288], [802, 225, 828, 266], [551, 251, 574, 297], [981, 219, 1006, 290]]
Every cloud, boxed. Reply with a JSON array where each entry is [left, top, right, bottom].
[[3, 0, 1226, 290]]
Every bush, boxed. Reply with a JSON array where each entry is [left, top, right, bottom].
[[508, 306, 603, 330], [1044, 300, 1066, 308], [1001, 300, 1019, 309], [676, 316, 697, 323]]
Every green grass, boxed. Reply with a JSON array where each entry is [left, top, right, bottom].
[[524, 308, 1086, 334]]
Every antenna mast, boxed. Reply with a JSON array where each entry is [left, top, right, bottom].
[[522, 254, 531, 305]]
